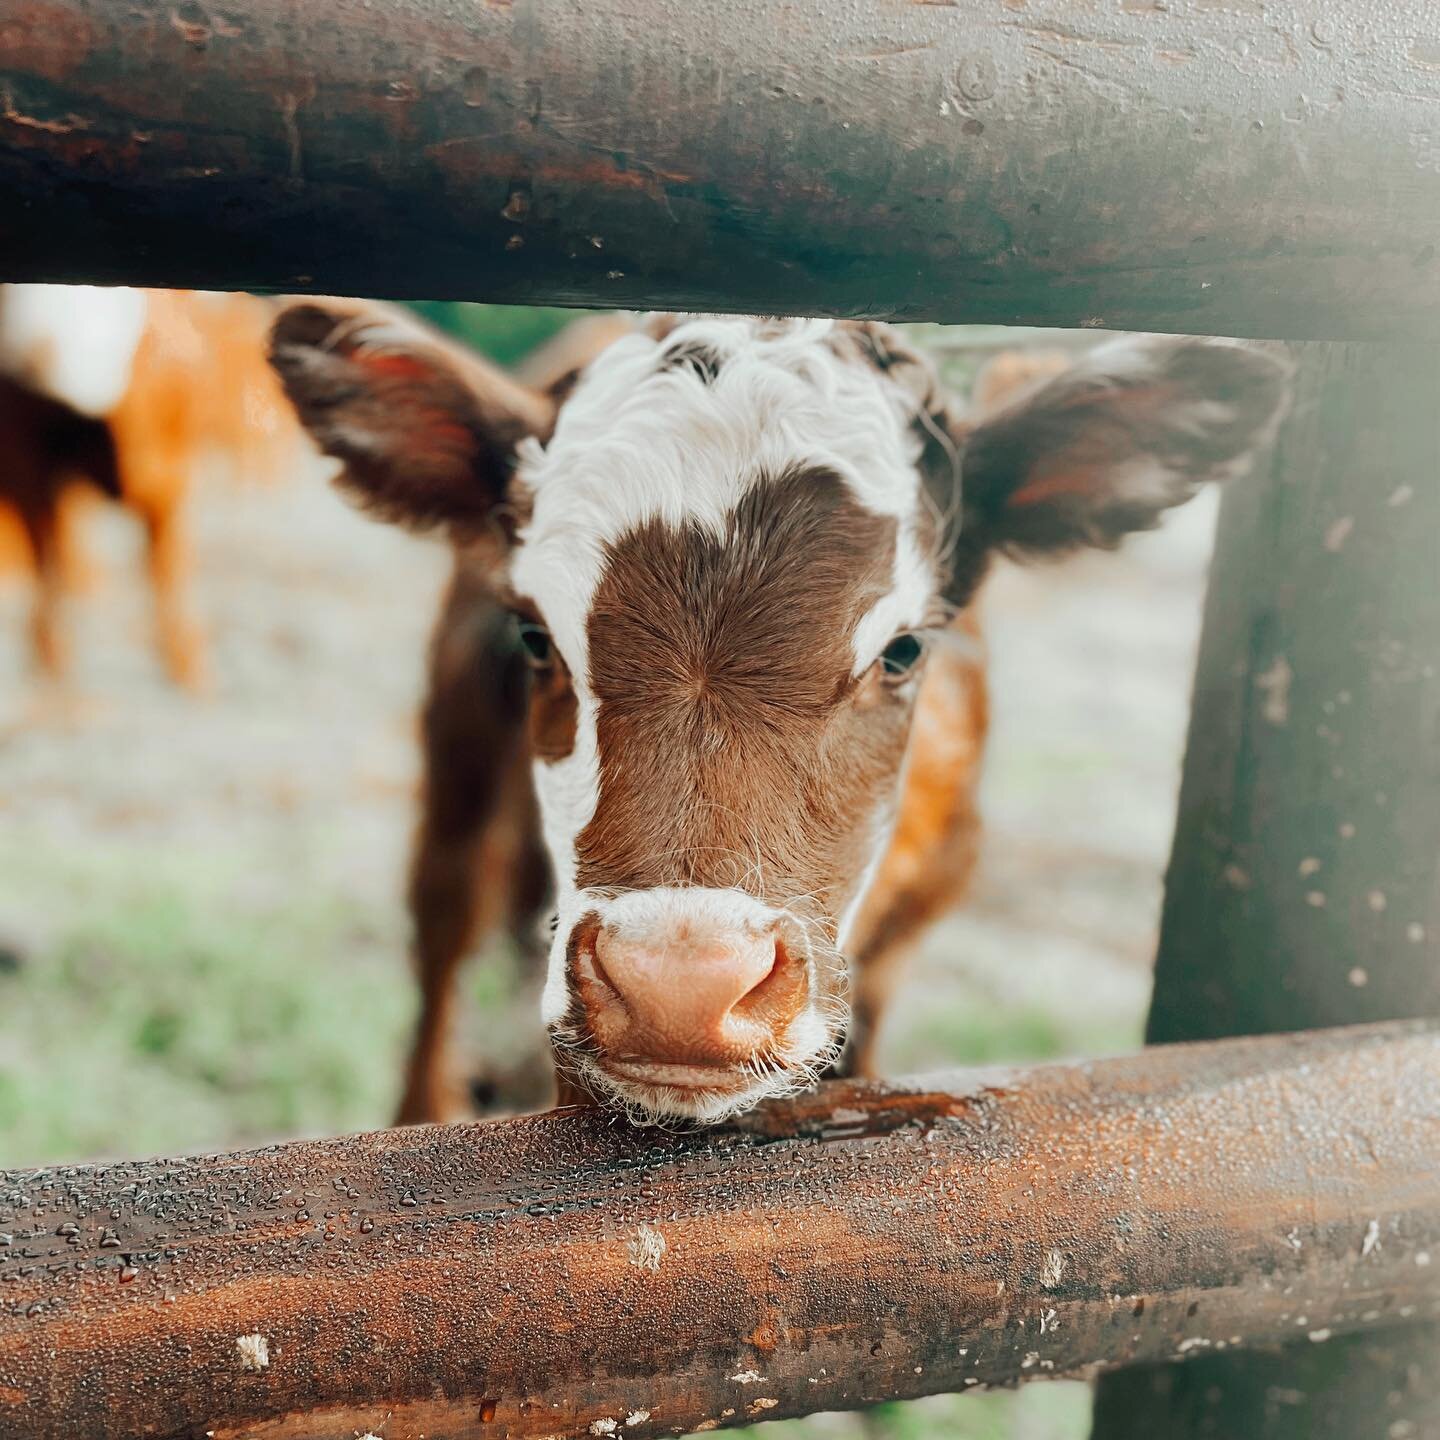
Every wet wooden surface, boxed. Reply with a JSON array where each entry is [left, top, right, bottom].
[[3, 1, 1440, 339], [1, 1021, 1438, 1440]]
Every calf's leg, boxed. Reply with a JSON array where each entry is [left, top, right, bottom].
[[396, 558, 551, 1124]]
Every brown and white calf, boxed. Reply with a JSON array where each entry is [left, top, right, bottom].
[[269, 305, 1288, 1126]]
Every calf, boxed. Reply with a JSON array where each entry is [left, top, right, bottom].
[[269, 306, 1288, 1125]]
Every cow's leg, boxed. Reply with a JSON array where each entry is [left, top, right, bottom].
[[396, 560, 547, 1125], [839, 615, 989, 1077], [16, 498, 67, 678], [136, 497, 206, 692], [843, 823, 983, 1077]]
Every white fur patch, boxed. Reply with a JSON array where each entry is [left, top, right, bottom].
[[600, 884, 775, 936], [849, 519, 934, 675], [836, 807, 900, 953], [510, 315, 928, 682], [0, 283, 147, 417], [530, 695, 600, 903]]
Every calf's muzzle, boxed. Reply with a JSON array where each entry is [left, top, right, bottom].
[[569, 888, 810, 1083]]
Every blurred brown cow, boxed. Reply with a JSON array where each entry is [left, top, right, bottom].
[[0, 286, 297, 688]]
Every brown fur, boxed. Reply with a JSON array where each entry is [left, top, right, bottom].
[[577, 466, 906, 912], [394, 542, 552, 1123], [969, 349, 1072, 419], [269, 299, 556, 537]]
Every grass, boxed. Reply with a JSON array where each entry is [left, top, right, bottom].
[[905, 1004, 1125, 1071], [760, 1387, 1092, 1440], [403, 301, 580, 366], [0, 834, 413, 1165]]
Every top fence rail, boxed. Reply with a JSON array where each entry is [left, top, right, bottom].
[[3, 0, 1439, 341]]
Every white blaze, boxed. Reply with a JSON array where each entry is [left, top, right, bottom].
[[0, 284, 148, 417]]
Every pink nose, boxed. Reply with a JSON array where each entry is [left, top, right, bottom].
[[583, 914, 805, 1067]]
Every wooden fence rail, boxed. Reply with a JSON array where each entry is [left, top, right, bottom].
[[1, 1020, 1437, 1440], [3, 0, 1440, 340]]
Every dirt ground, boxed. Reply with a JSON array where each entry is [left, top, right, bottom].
[[0, 330, 1220, 1440]]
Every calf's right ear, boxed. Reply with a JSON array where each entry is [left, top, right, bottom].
[[268, 300, 556, 534], [942, 336, 1292, 604]]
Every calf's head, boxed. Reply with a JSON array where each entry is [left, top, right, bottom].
[[271, 307, 1287, 1122]]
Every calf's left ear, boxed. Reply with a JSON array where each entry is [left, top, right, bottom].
[[947, 337, 1291, 602], [268, 298, 556, 535]]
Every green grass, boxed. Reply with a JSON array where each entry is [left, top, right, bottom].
[[403, 301, 580, 366], [904, 1004, 1127, 1070], [758, 1384, 1092, 1440], [0, 836, 412, 1165]]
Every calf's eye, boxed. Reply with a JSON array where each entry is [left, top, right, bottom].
[[879, 632, 925, 679], [516, 621, 554, 668]]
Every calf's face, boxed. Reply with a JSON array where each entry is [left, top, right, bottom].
[[271, 308, 1288, 1122]]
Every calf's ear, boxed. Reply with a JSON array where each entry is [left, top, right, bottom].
[[268, 299, 556, 534], [946, 337, 1291, 602]]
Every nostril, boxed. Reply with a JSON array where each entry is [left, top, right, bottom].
[[730, 932, 806, 1026], [585, 927, 630, 1013], [728, 936, 780, 1010], [727, 935, 781, 1007]]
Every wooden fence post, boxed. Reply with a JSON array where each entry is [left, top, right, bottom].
[[1091, 345, 1440, 1437]]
